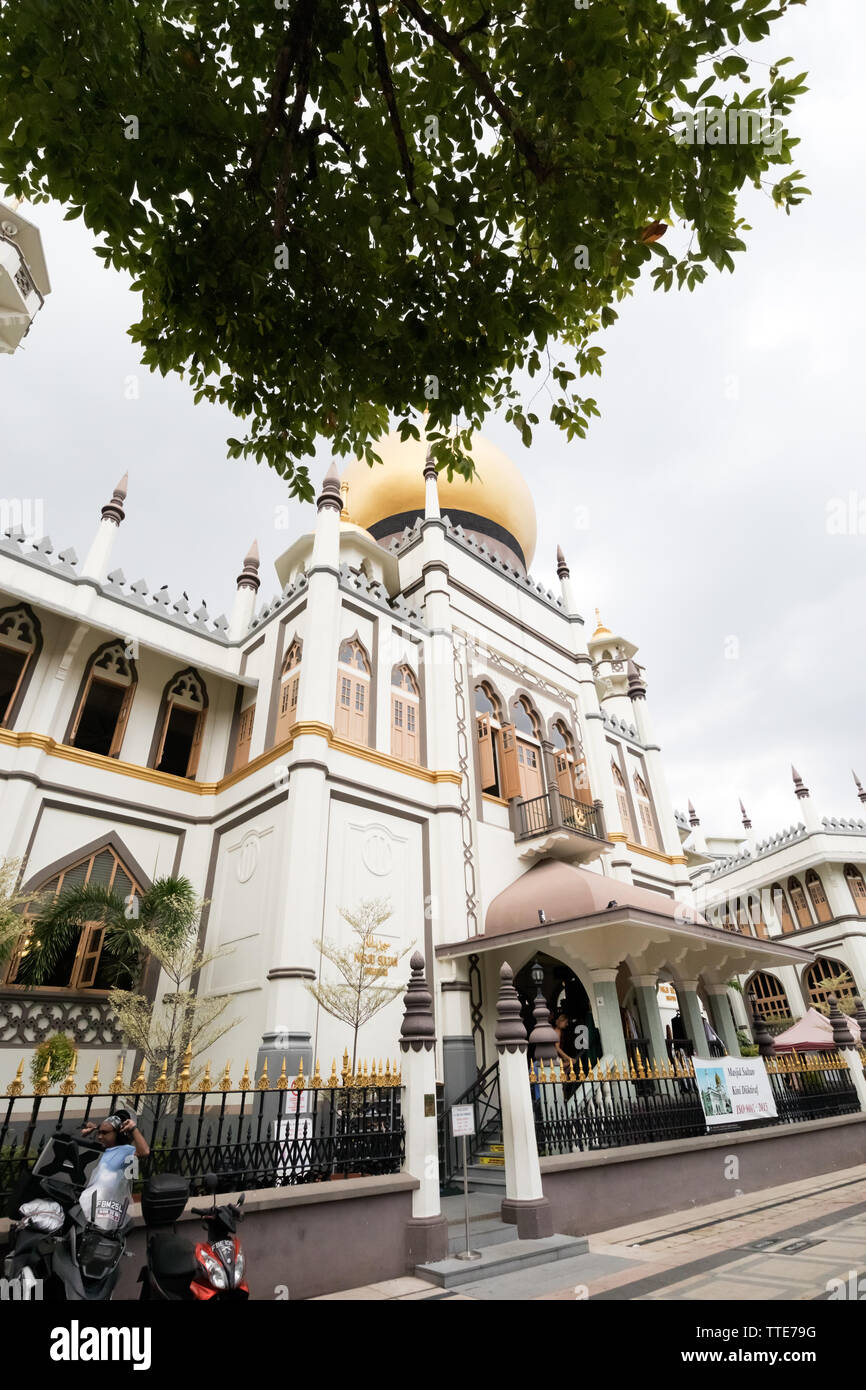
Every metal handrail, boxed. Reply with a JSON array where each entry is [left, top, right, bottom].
[[516, 792, 551, 837], [439, 1061, 501, 1186]]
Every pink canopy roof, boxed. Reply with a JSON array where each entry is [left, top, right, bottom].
[[771, 1007, 861, 1052]]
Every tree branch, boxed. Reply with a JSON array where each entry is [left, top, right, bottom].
[[272, 0, 319, 237], [366, 0, 419, 205], [396, 0, 551, 182]]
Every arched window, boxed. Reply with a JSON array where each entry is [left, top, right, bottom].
[[788, 876, 813, 930], [771, 883, 796, 933], [806, 870, 832, 924], [67, 640, 137, 758], [391, 664, 420, 763], [335, 638, 371, 745], [632, 772, 659, 851], [275, 639, 302, 744], [152, 668, 207, 779], [747, 972, 792, 1024], [510, 697, 543, 800], [845, 864, 866, 917], [805, 957, 860, 1010], [612, 761, 635, 840], [0, 603, 40, 728], [2, 843, 143, 990], [551, 717, 593, 808], [475, 682, 504, 795]]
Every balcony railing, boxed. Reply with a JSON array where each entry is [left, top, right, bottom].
[[514, 789, 605, 843]]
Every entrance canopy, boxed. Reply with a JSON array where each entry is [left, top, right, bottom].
[[437, 859, 814, 984], [772, 1007, 861, 1052]]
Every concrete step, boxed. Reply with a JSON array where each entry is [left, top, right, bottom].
[[416, 1233, 589, 1289], [447, 1217, 516, 1255], [465, 1164, 506, 1192], [474, 1152, 504, 1167]]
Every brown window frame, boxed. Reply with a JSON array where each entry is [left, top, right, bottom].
[[67, 640, 137, 758]]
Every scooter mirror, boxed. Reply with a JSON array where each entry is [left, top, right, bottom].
[[237, 1192, 245, 1207], [203, 1173, 218, 1194]]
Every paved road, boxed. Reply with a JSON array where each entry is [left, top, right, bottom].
[[314, 1164, 866, 1301]]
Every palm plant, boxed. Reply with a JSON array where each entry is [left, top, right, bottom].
[[16, 876, 199, 989]]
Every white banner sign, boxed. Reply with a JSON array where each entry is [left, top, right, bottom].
[[693, 1056, 777, 1127], [451, 1103, 475, 1137]]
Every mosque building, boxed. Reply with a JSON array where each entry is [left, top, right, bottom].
[[2, 427, 843, 1097]]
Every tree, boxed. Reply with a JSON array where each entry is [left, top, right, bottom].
[[107, 919, 239, 1089], [0, 856, 46, 968], [16, 875, 201, 992], [0, 1, 809, 493], [307, 898, 411, 1069]]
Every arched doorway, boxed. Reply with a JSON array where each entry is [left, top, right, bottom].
[[514, 953, 601, 1068]]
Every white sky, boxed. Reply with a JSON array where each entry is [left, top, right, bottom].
[[2, 0, 863, 840]]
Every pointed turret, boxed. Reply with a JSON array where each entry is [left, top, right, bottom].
[[586, 608, 637, 711], [423, 446, 441, 521], [688, 800, 699, 828], [229, 539, 261, 639], [687, 798, 708, 854], [81, 473, 129, 582], [556, 544, 576, 613], [318, 460, 342, 513], [791, 764, 819, 831], [739, 798, 752, 831], [854, 770, 866, 806], [627, 657, 647, 701]]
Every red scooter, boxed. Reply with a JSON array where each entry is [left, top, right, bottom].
[[139, 1173, 249, 1301]]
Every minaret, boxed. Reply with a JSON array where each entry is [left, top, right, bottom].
[[792, 764, 819, 832], [739, 798, 751, 831], [423, 447, 441, 520], [688, 799, 708, 854], [556, 545, 576, 615], [853, 770, 866, 808], [81, 474, 127, 582], [310, 461, 342, 569], [228, 540, 260, 640], [587, 609, 636, 720], [626, 657, 684, 860], [739, 798, 755, 853]]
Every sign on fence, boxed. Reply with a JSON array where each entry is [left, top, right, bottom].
[[693, 1056, 777, 1127]]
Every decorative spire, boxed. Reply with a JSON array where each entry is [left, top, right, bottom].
[[236, 539, 260, 592], [739, 798, 752, 831], [400, 950, 435, 1051], [593, 607, 611, 638], [826, 993, 855, 1049], [791, 765, 809, 801], [340, 480, 351, 521], [854, 770, 866, 806], [100, 473, 128, 527], [688, 799, 700, 828], [495, 963, 528, 1053], [423, 444, 440, 520], [317, 460, 342, 513], [556, 545, 569, 580], [627, 657, 646, 701], [527, 961, 559, 1062]]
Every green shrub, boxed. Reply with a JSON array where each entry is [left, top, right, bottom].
[[29, 1032, 76, 1088]]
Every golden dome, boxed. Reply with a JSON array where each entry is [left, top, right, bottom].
[[339, 433, 537, 568]]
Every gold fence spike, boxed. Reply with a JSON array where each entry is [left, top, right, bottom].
[[341, 1049, 351, 1087], [629, 1058, 638, 1081], [383, 1058, 392, 1088], [653, 1059, 662, 1079], [198, 1061, 212, 1094], [60, 1051, 78, 1096], [239, 1060, 251, 1092], [567, 1057, 576, 1083], [219, 1060, 233, 1092], [292, 1057, 306, 1092], [176, 1043, 192, 1093], [577, 1056, 585, 1082], [85, 1060, 102, 1095], [557, 1058, 566, 1083], [635, 1049, 645, 1079], [34, 1056, 52, 1097], [108, 1055, 125, 1096], [310, 1058, 323, 1089], [327, 1058, 339, 1088], [132, 1058, 148, 1094], [257, 1058, 270, 1091], [154, 1057, 168, 1093], [6, 1059, 24, 1097], [277, 1056, 288, 1091], [529, 1060, 537, 1083]]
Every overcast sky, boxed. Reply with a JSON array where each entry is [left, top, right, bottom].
[[2, 0, 862, 841]]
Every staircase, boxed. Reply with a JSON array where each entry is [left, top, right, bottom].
[[465, 1138, 506, 1192], [415, 1191, 588, 1289], [440, 1063, 506, 1193]]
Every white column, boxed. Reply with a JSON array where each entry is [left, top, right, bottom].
[[228, 541, 260, 641], [400, 953, 449, 1264], [81, 475, 127, 582], [496, 963, 554, 1239], [297, 467, 342, 725]]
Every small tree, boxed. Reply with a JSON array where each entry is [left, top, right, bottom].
[[108, 917, 240, 1089], [307, 899, 411, 1071], [0, 856, 47, 968]]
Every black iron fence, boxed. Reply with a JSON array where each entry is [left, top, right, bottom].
[[532, 1048, 860, 1157], [1, 1056, 404, 1217]]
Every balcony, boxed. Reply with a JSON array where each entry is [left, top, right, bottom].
[[512, 789, 611, 865]]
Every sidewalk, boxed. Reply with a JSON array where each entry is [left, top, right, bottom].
[[312, 1165, 866, 1301]]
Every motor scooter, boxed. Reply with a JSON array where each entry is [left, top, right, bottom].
[[139, 1172, 249, 1300]]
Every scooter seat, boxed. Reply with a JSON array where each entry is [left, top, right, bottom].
[[149, 1231, 197, 1279]]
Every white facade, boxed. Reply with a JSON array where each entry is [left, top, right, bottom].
[[0, 439, 817, 1092]]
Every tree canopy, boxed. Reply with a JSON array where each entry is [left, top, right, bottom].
[[0, 0, 808, 495]]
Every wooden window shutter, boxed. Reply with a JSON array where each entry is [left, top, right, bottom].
[[233, 704, 255, 772], [638, 800, 658, 850], [477, 715, 495, 790], [790, 882, 812, 929], [555, 751, 572, 799], [73, 923, 105, 988], [498, 724, 521, 800], [108, 680, 136, 758], [186, 711, 205, 778], [276, 678, 294, 744], [391, 694, 403, 759], [617, 789, 634, 840], [68, 671, 94, 745], [807, 876, 832, 923]]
